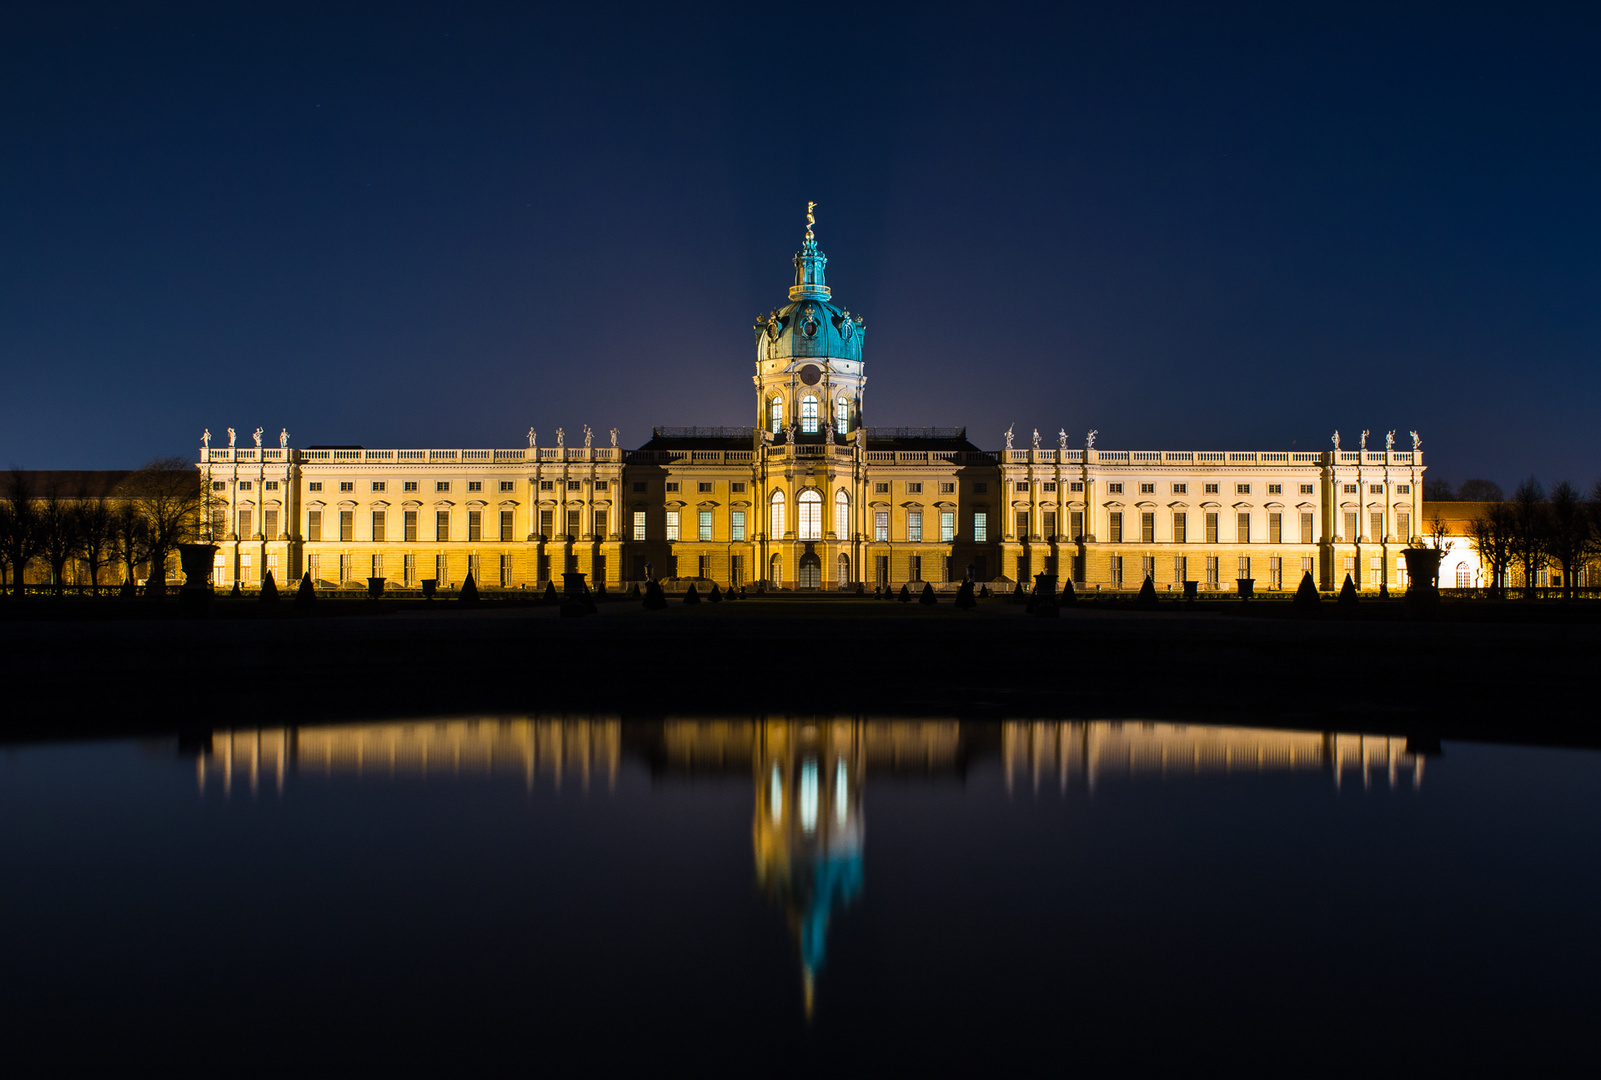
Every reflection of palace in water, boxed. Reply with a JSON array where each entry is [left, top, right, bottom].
[[197, 717, 1425, 1013]]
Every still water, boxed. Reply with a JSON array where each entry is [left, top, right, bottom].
[[3, 718, 1598, 1074]]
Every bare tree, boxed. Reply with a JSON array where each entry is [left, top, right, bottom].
[[0, 469, 42, 597], [111, 502, 150, 592], [1457, 478, 1505, 502], [1509, 476, 1548, 599], [36, 478, 81, 596], [1423, 477, 1455, 501], [76, 496, 117, 591], [1467, 504, 1514, 599], [118, 457, 203, 591], [1543, 481, 1597, 601]]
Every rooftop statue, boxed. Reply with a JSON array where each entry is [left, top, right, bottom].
[[1058, 428, 1068, 450], [1086, 429, 1098, 450], [280, 428, 289, 450], [806, 200, 816, 242], [253, 427, 263, 449], [528, 427, 536, 449], [1360, 429, 1370, 450], [556, 428, 564, 449], [1385, 430, 1395, 451], [227, 427, 236, 449], [202, 428, 211, 450], [583, 425, 593, 449], [1410, 430, 1422, 451], [610, 427, 619, 448], [1004, 424, 1014, 450], [1332, 430, 1340, 451], [1031, 428, 1040, 450]]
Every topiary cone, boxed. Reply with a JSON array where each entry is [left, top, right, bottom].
[[260, 570, 279, 602], [898, 584, 912, 602], [920, 582, 937, 605], [1337, 573, 1358, 606], [1135, 573, 1158, 609], [459, 571, 479, 604], [294, 572, 316, 607]]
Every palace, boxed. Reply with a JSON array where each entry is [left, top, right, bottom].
[[196, 210, 1426, 594]]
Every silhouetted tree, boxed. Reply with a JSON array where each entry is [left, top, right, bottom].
[[1135, 574, 1158, 609], [707, 583, 722, 603], [1467, 503, 1514, 598], [295, 572, 317, 607], [1292, 571, 1321, 613], [1337, 573, 1358, 606], [120, 457, 203, 591], [1423, 477, 1455, 501], [75, 496, 116, 590], [919, 582, 937, 605], [0, 469, 42, 596], [459, 571, 479, 603], [683, 582, 700, 604], [36, 478, 80, 595], [260, 570, 279, 602], [1456, 478, 1504, 502], [955, 579, 976, 609], [1544, 480, 1598, 601], [111, 501, 150, 594], [898, 583, 911, 602], [1509, 476, 1548, 599]]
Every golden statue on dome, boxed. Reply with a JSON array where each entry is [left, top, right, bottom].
[[805, 200, 816, 241]]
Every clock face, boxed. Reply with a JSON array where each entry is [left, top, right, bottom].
[[799, 364, 822, 386]]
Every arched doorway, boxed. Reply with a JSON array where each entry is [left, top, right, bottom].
[[770, 553, 783, 587], [837, 553, 851, 587], [798, 551, 821, 589], [1455, 561, 1471, 589]]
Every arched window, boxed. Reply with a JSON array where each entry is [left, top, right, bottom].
[[799, 551, 821, 589], [801, 394, 819, 433], [1456, 561, 1471, 589], [770, 553, 783, 587], [770, 489, 785, 538], [798, 489, 822, 540], [836, 395, 850, 436], [769, 396, 784, 434], [834, 489, 849, 538], [837, 553, 851, 585]]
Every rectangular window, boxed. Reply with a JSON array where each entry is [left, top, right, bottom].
[[1206, 556, 1219, 588], [500, 553, 512, 588], [372, 553, 383, 580], [1015, 511, 1028, 537], [308, 510, 321, 542], [1043, 511, 1057, 538], [1343, 484, 1358, 494], [567, 480, 581, 492], [731, 510, 745, 541], [1172, 483, 1187, 495], [265, 480, 279, 492], [1070, 511, 1083, 540], [594, 481, 608, 492], [338, 554, 349, 582], [436, 553, 448, 586], [940, 482, 956, 494], [1015, 482, 1029, 493], [1141, 555, 1155, 584], [500, 481, 514, 492], [238, 510, 253, 538], [697, 482, 712, 494], [1110, 555, 1123, 589], [875, 555, 889, 587], [665, 482, 680, 493], [875, 511, 889, 542], [436, 482, 450, 492], [539, 509, 553, 536], [1398, 511, 1410, 541], [405, 511, 417, 542], [730, 555, 744, 586], [467, 481, 482, 493], [1301, 512, 1314, 545], [1173, 512, 1187, 544], [874, 482, 889, 494], [1236, 484, 1251, 495], [633, 511, 646, 541], [211, 508, 227, 536], [371, 511, 385, 542], [975, 555, 988, 581], [339, 511, 352, 542], [972, 512, 987, 543], [1238, 555, 1251, 581], [908, 511, 923, 542], [698, 511, 712, 541], [1204, 483, 1219, 495], [263, 509, 278, 538], [468, 511, 482, 542], [1300, 484, 1314, 495], [1267, 484, 1282, 495], [1269, 556, 1283, 590], [307, 553, 321, 582], [1205, 513, 1219, 544], [436, 511, 450, 542], [1041, 482, 1056, 493], [910, 555, 922, 581], [308, 482, 323, 492], [593, 510, 607, 536], [566, 510, 580, 536], [1237, 512, 1250, 544], [468, 553, 480, 582], [666, 510, 680, 541], [1173, 555, 1187, 585], [632, 481, 648, 493], [403, 553, 416, 586], [1141, 512, 1154, 543], [1302, 555, 1314, 574], [1397, 484, 1411, 495], [940, 511, 955, 542], [1140, 483, 1154, 494], [404, 481, 418, 492], [973, 482, 988, 494], [500, 510, 514, 542], [338, 482, 352, 493], [907, 482, 923, 494], [1109, 512, 1122, 543], [1370, 512, 1384, 544], [698, 554, 711, 578], [1344, 512, 1358, 541], [1269, 513, 1282, 544], [211, 481, 227, 491], [1069, 481, 1083, 492], [372, 481, 386, 492], [731, 482, 746, 494], [239, 481, 254, 493], [1370, 484, 1384, 495], [1107, 483, 1123, 494], [540, 480, 554, 491]]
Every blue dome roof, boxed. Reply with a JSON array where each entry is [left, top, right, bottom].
[[754, 295, 865, 362]]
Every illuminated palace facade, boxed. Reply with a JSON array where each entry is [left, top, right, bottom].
[[197, 214, 1426, 593]]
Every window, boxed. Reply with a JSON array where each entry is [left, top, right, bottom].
[[540, 480, 555, 491], [633, 511, 646, 540], [837, 394, 850, 436], [436, 553, 448, 587], [1370, 512, 1383, 544], [940, 511, 955, 542], [1397, 510, 1410, 541], [265, 481, 278, 492], [468, 553, 480, 583], [405, 511, 417, 541], [1237, 513, 1250, 544], [211, 508, 227, 536], [1205, 513, 1219, 544], [908, 511, 923, 542], [1370, 484, 1384, 495], [436, 482, 450, 492], [309, 481, 323, 492], [1343, 484, 1358, 494], [972, 512, 987, 542], [1173, 512, 1187, 543], [500, 481, 514, 492], [801, 394, 819, 433], [910, 555, 923, 582], [1140, 483, 1155, 494], [372, 553, 384, 580], [699, 510, 713, 541], [468, 511, 482, 542], [874, 482, 889, 494], [1173, 555, 1187, 585], [1267, 484, 1282, 495], [731, 482, 746, 493], [463, 481, 479, 493], [1204, 483, 1219, 494], [1070, 511, 1083, 540], [633, 481, 647, 493], [403, 553, 416, 586], [594, 481, 608, 492], [404, 481, 418, 492], [436, 511, 450, 542], [1108, 512, 1123, 543], [940, 482, 955, 494], [730, 555, 744, 586], [875, 555, 889, 587], [1344, 512, 1358, 541], [308, 511, 322, 541], [238, 481, 252, 492], [337, 554, 349, 583], [1238, 555, 1251, 581], [669, 511, 684, 541], [698, 555, 711, 579], [1015, 482, 1030, 493], [665, 482, 680, 494], [1107, 483, 1123, 494], [372, 511, 385, 542], [1172, 483, 1187, 495], [566, 480, 581, 492], [1300, 484, 1314, 495], [1205, 556, 1219, 588], [1236, 484, 1250, 495], [974, 482, 988, 494], [1269, 513, 1282, 544], [731, 510, 745, 541], [769, 397, 784, 433], [372, 481, 386, 492], [769, 491, 785, 538], [1302, 556, 1314, 575], [500, 553, 512, 588], [263, 510, 278, 538], [907, 482, 922, 494], [1141, 512, 1154, 543], [1015, 511, 1028, 538], [834, 490, 849, 537], [566, 510, 580, 536], [1141, 555, 1155, 584], [1072, 481, 1085, 492], [339, 482, 352, 493], [339, 511, 353, 542], [1301, 512, 1314, 544], [1041, 482, 1056, 493], [238, 510, 254, 538], [500, 510, 514, 542], [1397, 484, 1411, 495], [1109, 556, 1123, 590], [1043, 511, 1056, 538], [593, 510, 607, 536], [1269, 556, 1283, 590], [211, 481, 226, 491], [698, 482, 713, 494], [539, 509, 553, 536], [875, 511, 889, 542]]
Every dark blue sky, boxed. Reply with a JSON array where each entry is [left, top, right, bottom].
[[3, 3, 1598, 488]]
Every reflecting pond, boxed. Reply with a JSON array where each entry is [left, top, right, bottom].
[[2, 718, 1598, 1072]]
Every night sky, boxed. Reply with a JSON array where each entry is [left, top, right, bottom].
[[3, 3, 1598, 489]]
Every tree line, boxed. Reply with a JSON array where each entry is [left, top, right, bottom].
[[0, 458, 203, 596], [1460, 478, 1601, 600]]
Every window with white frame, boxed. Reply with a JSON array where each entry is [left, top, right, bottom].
[[769, 491, 785, 538], [801, 395, 819, 433], [973, 512, 987, 542], [698, 510, 713, 541], [731, 510, 745, 541], [633, 511, 646, 540], [666, 510, 680, 540], [797, 490, 822, 540], [834, 490, 849, 537], [875, 511, 889, 542], [908, 511, 922, 542], [940, 511, 955, 541]]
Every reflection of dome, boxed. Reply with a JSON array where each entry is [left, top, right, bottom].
[[753, 230, 865, 363]]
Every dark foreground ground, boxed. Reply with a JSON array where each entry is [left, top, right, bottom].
[[4, 594, 1597, 749]]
